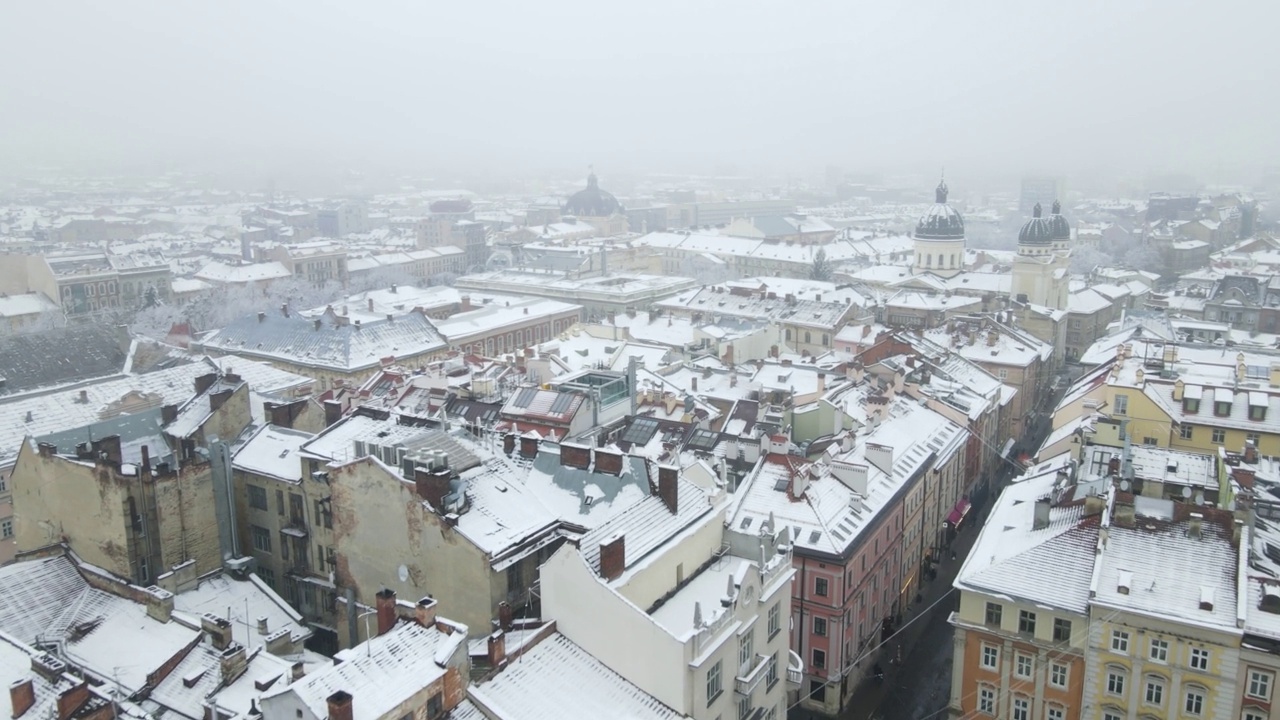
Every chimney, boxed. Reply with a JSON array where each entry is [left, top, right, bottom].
[[414, 467, 451, 512], [323, 400, 343, 427], [594, 447, 624, 475], [1188, 512, 1203, 540], [607, 310, 616, 325], [560, 443, 591, 470], [791, 468, 810, 498], [257, 311, 266, 323], [140, 444, 151, 473], [390, 283, 397, 293], [144, 585, 174, 623], [161, 404, 179, 424], [56, 682, 90, 720], [208, 388, 234, 412], [487, 630, 506, 667], [326, 691, 353, 720], [502, 433, 516, 456], [657, 465, 679, 515], [314, 318, 322, 331], [497, 601, 513, 632], [599, 534, 626, 581], [817, 372, 826, 393], [1033, 497, 1051, 530], [367, 298, 374, 312], [415, 597, 438, 628], [691, 376, 697, 392], [281, 303, 289, 318], [10, 679, 35, 719], [375, 589, 397, 636], [220, 644, 248, 683], [257, 616, 269, 636], [461, 295, 473, 312], [1113, 502, 1135, 529], [519, 435, 539, 459], [194, 373, 218, 396], [201, 614, 233, 651], [1246, 441, 1260, 464], [291, 662, 305, 682]]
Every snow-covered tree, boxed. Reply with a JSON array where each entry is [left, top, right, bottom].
[[810, 248, 833, 281]]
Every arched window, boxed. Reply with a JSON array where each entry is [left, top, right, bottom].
[[937, 254, 943, 267], [925, 254, 932, 267], [805, 331, 812, 344], [786, 328, 792, 341], [951, 253, 957, 268]]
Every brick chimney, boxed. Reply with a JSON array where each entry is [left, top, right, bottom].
[[323, 399, 343, 427], [497, 601, 513, 632], [414, 466, 452, 512], [161, 404, 179, 424], [375, 589, 397, 636], [208, 388, 234, 412], [56, 682, 90, 720], [560, 443, 591, 470], [461, 295, 473, 312], [599, 534, 626, 581], [10, 678, 35, 718], [326, 691, 353, 720], [487, 630, 506, 667], [502, 433, 516, 455], [519, 435, 539, 459], [201, 614, 233, 651], [594, 447, 624, 475], [657, 465, 679, 515]]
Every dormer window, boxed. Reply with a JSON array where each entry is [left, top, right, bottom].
[[1251, 405, 1267, 421], [1215, 400, 1232, 417], [1183, 398, 1200, 414]]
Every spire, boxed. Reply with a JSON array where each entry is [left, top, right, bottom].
[[587, 165, 597, 189], [935, 176, 949, 204], [1052, 199, 1062, 215], [1032, 202, 1043, 219]]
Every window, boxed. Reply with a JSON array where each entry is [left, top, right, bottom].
[[1213, 428, 1226, 444], [1143, 436, 1158, 446], [248, 485, 268, 511], [1106, 669, 1125, 696], [768, 603, 781, 639], [765, 652, 778, 689], [276, 489, 285, 515], [1018, 609, 1036, 635], [1050, 662, 1068, 688], [1184, 687, 1205, 715], [1144, 676, 1164, 706], [813, 617, 827, 637], [981, 644, 999, 670], [812, 648, 826, 670], [706, 660, 722, 705], [0, 519, 11, 539], [257, 567, 275, 587], [1102, 712, 1123, 720], [1190, 647, 1210, 671], [1246, 712, 1267, 720], [978, 687, 995, 715], [1012, 696, 1029, 720], [426, 693, 443, 720], [1111, 629, 1130, 653], [251, 525, 272, 553], [1184, 398, 1201, 413], [1053, 617, 1072, 642], [815, 577, 829, 597], [1216, 400, 1233, 417], [739, 632, 753, 670], [1149, 637, 1168, 663], [1114, 394, 1129, 415], [1046, 706, 1064, 720], [998, 368, 1009, 380], [1015, 653, 1032, 679], [809, 680, 825, 703], [1248, 432, 1262, 446], [1249, 669, 1273, 700], [1180, 424, 1194, 440]]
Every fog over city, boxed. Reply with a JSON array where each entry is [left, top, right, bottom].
[[2, 1, 1278, 187]]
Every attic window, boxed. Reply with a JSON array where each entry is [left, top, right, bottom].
[[740, 517, 753, 530], [1199, 586, 1215, 612], [1215, 400, 1232, 417], [1183, 398, 1200, 414], [808, 531, 822, 544], [1117, 570, 1132, 595]]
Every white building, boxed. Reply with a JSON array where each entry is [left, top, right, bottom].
[[540, 467, 797, 720]]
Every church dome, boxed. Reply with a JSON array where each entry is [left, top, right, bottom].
[[563, 172, 621, 217], [1049, 200, 1070, 240], [915, 180, 965, 240], [1018, 203, 1055, 245]]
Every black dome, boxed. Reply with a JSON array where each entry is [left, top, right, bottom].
[[563, 172, 621, 217], [914, 180, 965, 240], [1018, 202, 1055, 245], [1049, 200, 1070, 240]]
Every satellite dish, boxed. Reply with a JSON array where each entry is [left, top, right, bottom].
[[1181, 486, 1193, 498], [398, 564, 409, 583], [1195, 492, 1204, 506], [1120, 480, 1131, 491]]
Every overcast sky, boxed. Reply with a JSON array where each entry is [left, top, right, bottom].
[[2, 1, 1276, 187]]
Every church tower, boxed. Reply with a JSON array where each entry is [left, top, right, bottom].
[[1011, 200, 1071, 310], [912, 179, 966, 279]]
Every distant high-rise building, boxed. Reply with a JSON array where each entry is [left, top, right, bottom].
[[1020, 176, 1065, 213]]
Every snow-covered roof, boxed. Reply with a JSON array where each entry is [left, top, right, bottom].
[[194, 261, 292, 284], [0, 292, 59, 318], [468, 633, 686, 720], [172, 572, 310, 652], [233, 424, 312, 483], [433, 297, 581, 344]]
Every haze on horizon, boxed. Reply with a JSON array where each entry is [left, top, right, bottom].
[[2, 0, 1277, 188]]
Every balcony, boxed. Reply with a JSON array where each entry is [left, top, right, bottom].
[[786, 649, 804, 688], [736, 654, 770, 696]]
